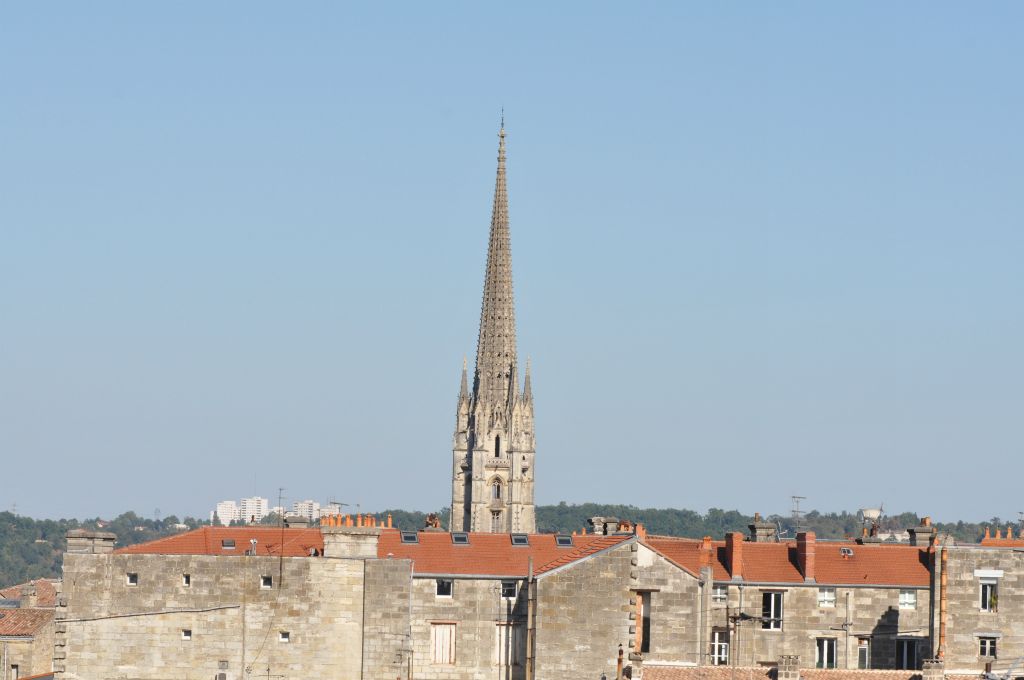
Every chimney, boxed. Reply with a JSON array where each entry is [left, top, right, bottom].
[[777, 655, 801, 680], [65, 529, 117, 554], [700, 536, 714, 569], [283, 514, 309, 529], [909, 517, 937, 546], [321, 526, 382, 558], [587, 516, 621, 536], [20, 583, 38, 608], [748, 512, 778, 543], [726, 532, 744, 580], [922, 658, 944, 680], [796, 532, 816, 582]]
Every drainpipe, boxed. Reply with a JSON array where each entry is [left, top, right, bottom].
[[526, 557, 535, 680], [939, 548, 948, 659]]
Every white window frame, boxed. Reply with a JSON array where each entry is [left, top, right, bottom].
[[712, 585, 727, 603], [711, 629, 729, 666], [899, 589, 916, 609], [430, 622, 457, 665], [182, 573, 191, 587], [857, 637, 870, 669], [279, 631, 290, 643], [818, 587, 836, 608], [761, 591, 783, 630], [979, 637, 997, 658], [980, 579, 998, 612], [181, 629, 192, 641], [126, 572, 138, 586], [500, 580, 517, 599], [260, 575, 273, 589], [816, 637, 837, 669]]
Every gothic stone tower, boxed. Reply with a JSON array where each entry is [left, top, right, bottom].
[[451, 125, 536, 534]]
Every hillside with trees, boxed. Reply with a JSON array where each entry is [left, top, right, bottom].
[[0, 505, 1012, 587]]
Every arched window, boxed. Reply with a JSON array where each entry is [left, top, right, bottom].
[[494, 435, 501, 458], [492, 480, 502, 501]]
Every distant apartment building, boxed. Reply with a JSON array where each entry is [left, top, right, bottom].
[[210, 497, 273, 525], [292, 500, 321, 521]]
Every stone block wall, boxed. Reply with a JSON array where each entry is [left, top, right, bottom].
[[56, 552, 364, 680], [2, 617, 55, 678], [363, 558, 414, 680], [409, 575, 528, 680], [532, 539, 700, 680], [709, 583, 931, 669], [941, 546, 1024, 674]]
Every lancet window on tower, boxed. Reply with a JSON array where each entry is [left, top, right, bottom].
[[492, 480, 502, 501], [494, 435, 501, 458]]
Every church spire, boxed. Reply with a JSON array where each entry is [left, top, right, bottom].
[[523, 356, 532, 402], [473, 122, 517, 405]]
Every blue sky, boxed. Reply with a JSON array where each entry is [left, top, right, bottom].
[[1, 4, 1021, 522]]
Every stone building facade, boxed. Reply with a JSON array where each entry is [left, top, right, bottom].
[[932, 540, 1024, 676], [451, 125, 536, 534], [0, 577, 58, 678]]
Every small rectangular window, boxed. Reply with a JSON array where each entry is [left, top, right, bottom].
[[818, 587, 836, 608], [501, 580, 517, 598], [761, 591, 783, 630], [857, 638, 870, 669], [899, 589, 917, 609], [431, 623, 456, 664], [126, 572, 139, 586], [182, 573, 191, 587], [555, 535, 573, 547], [279, 631, 290, 643], [637, 591, 652, 653], [221, 539, 236, 549], [261, 575, 273, 589], [181, 629, 192, 641], [451, 532, 469, 545], [712, 585, 728, 603], [897, 639, 918, 670], [710, 629, 729, 665], [980, 637, 997, 658], [981, 579, 998, 612], [436, 579, 453, 598], [510, 533, 529, 546], [400, 531, 419, 544], [816, 638, 837, 668]]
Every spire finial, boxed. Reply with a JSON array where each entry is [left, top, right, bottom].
[[500, 107, 505, 131]]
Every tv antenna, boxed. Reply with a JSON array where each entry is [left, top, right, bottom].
[[791, 496, 808, 533]]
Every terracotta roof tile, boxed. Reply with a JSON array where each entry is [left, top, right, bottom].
[[112, 526, 632, 577], [0, 579, 58, 607], [114, 526, 324, 557], [378, 530, 632, 577], [643, 666, 930, 680], [0, 607, 53, 636], [645, 537, 930, 587]]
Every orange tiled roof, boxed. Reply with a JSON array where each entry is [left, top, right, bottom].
[[114, 526, 324, 557], [645, 536, 930, 587], [0, 579, 58, 607], [112, 526, 632, 577], [0, 607, 53, 636], [643, 666, 935, 680], [378, 529, 633, 577]]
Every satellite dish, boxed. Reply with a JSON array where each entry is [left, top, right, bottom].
[[860, 507, 883, 523]]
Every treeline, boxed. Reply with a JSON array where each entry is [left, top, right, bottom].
[[1, 505, 1014, 588], [0, 511, 206, 588]]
